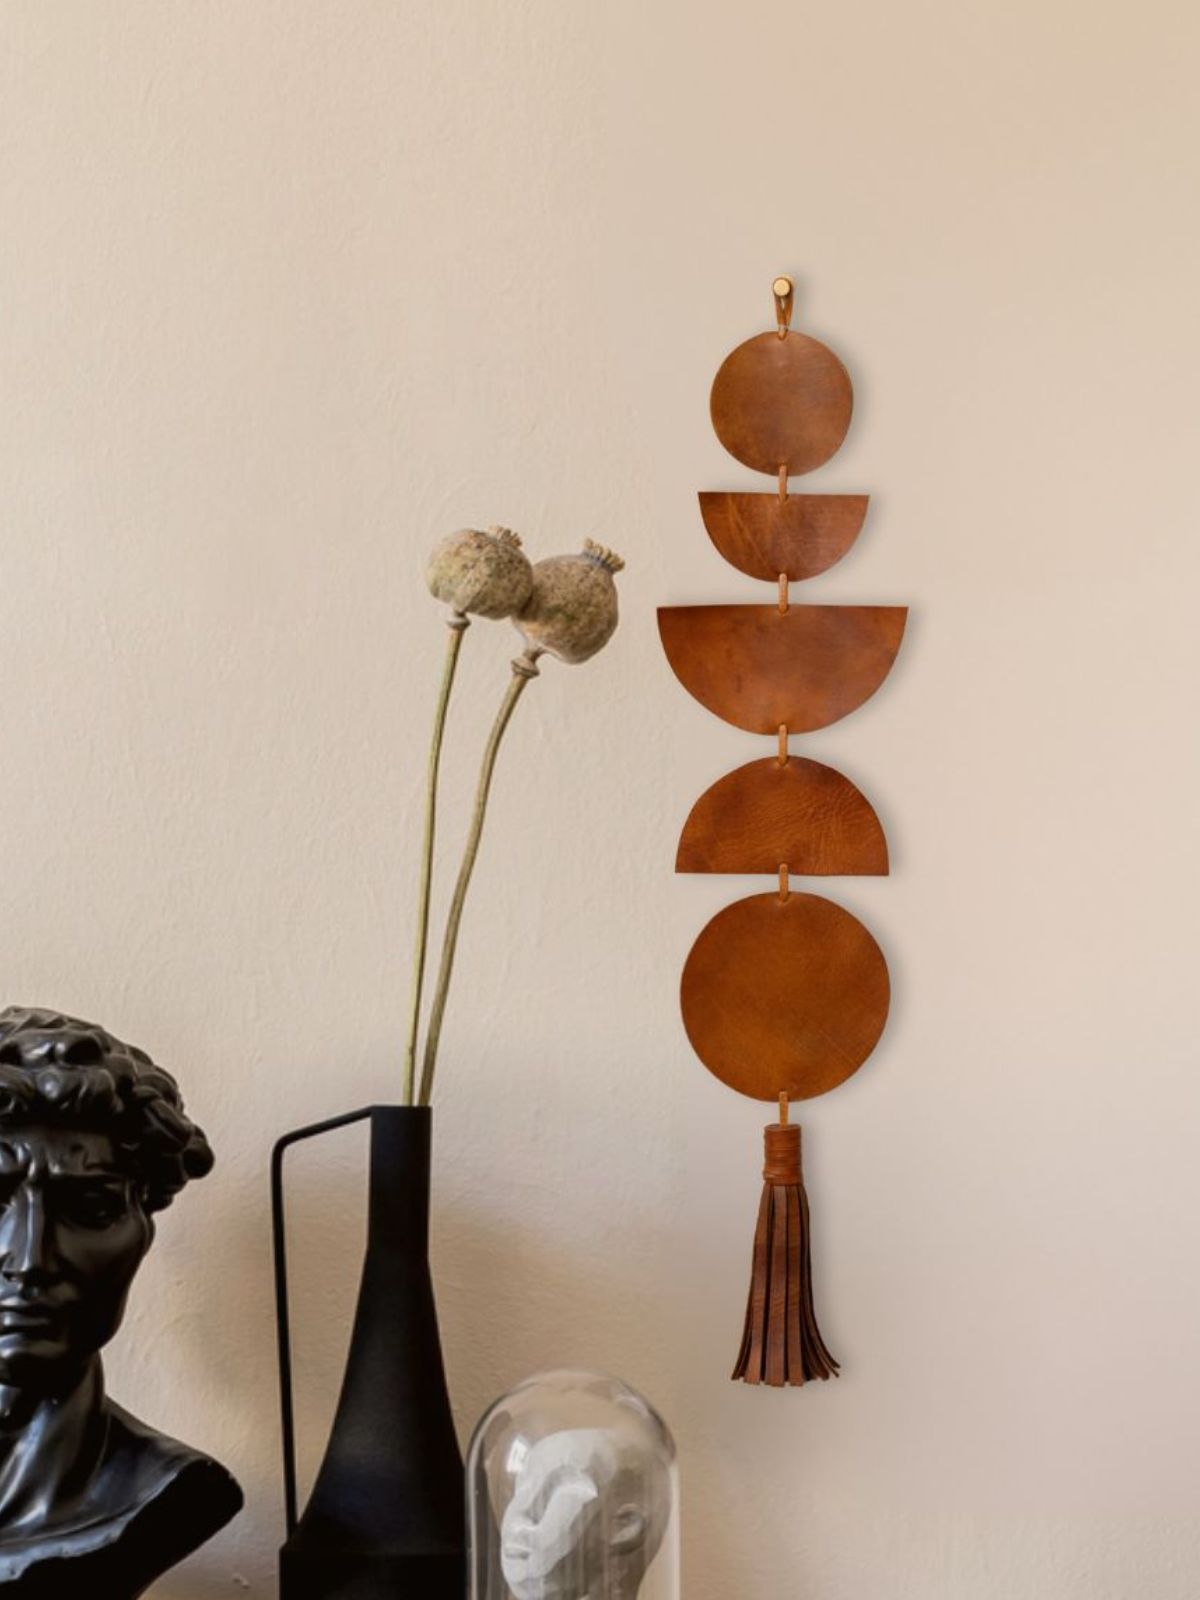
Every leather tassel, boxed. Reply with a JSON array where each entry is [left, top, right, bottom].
[[732, 1119, 839, 1386]]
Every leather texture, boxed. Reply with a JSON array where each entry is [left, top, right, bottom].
[[710, 329, 853, 475], [657, 602, 907, 733], [698, 490, 868, 582], [675, 754, 888, 876], [680, 890, 890, 1102]]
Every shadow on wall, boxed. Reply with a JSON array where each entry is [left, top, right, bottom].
[[437, 1201, 667, 1424]]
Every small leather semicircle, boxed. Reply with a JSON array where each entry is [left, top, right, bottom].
[[698, 491, 868, 583]]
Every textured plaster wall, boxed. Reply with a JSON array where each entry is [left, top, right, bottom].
[[1, 2, 1199, 1595]]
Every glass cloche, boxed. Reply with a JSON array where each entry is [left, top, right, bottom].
[[468, 1369, 680, 1600]]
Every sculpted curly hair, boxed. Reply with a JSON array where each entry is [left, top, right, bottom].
[[0, 1007, 213, 1213]]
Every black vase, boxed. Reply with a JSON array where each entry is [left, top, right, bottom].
[[272, 1105, 465, 1600]]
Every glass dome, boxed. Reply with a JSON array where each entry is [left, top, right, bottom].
[[468, 1369, 680, 1600]]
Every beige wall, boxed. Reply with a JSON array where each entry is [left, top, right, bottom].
[[2, 1, 1199, 1594]]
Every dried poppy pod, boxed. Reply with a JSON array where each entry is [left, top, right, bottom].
[[426, 526, 533, 620], [513, 539, 625, 664]]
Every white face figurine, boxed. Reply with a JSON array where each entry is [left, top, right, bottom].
[[499, 1428, 668, 1600]]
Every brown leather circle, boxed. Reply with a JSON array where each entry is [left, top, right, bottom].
[[710, 331, 853, 476], [680, 891, 889, 1101]]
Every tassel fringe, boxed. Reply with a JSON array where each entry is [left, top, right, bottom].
[[733, 1122, 839, 1387]]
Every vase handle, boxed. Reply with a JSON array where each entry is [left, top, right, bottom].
[[271, 1107, 374, 1536]]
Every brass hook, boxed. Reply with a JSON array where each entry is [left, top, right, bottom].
[[778, 862, 790, 901], [779, 1090, 789, 1126], [777, 724, 788, 766], [778, 463, 788, 503], [773, 275, 794, 339], [777, 573, 789, 615]]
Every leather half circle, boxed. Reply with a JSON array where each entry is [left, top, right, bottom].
[[676, 756, 888, 876], [698, 491, 868, 583], [657, 604, 907, 734]]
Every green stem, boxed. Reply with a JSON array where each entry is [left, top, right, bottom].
[[418, 655, 538, 1105], [403, 615, 468, 1105]]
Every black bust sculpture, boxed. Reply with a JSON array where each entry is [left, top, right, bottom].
[[0, 1007, 242, 1598]]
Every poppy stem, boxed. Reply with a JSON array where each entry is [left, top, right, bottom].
[[418, 653, 539, 1105], [403, 615, 468, 1105]]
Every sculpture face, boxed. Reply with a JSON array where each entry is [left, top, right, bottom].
[[0, 1009, 241, 1596], [500, 1429, 662, 1600], [0, 1124, 152, 1388]]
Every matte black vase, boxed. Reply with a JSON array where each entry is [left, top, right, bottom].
[[272, 1105, 465, 1600]]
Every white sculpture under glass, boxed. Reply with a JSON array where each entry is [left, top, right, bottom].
[[468, 1370, 678, 1600]]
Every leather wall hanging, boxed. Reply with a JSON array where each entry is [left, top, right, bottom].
[[659, 278, 906, 1387]]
